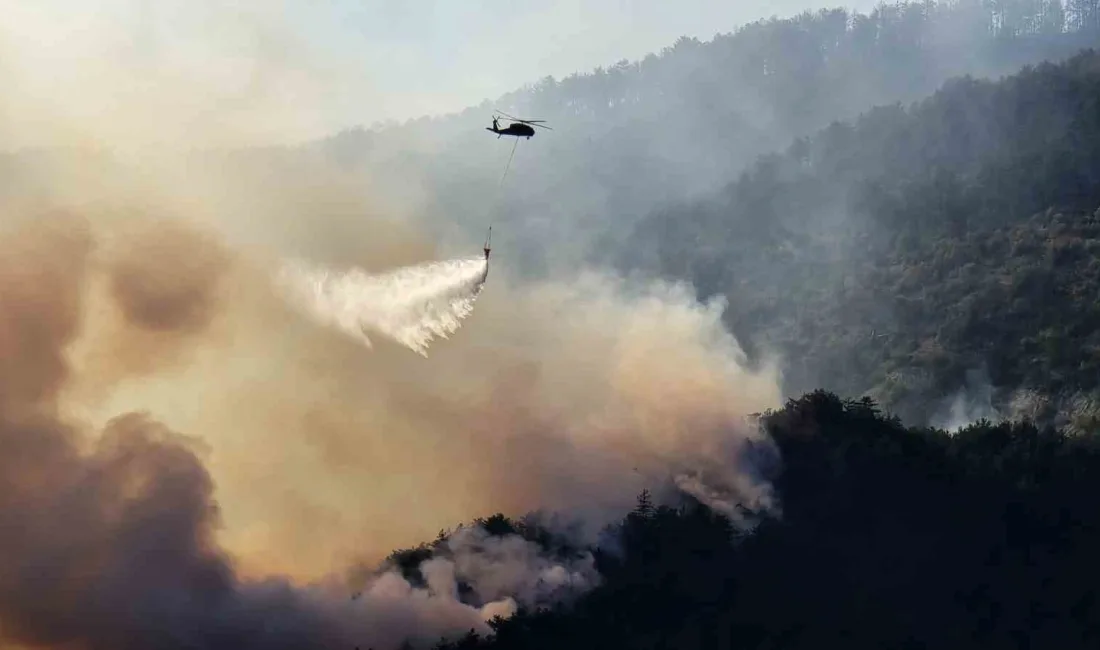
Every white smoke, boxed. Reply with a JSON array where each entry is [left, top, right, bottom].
[[438, 525, 599, 613], [931, 367, 1004, 432], [354, 525, 601, 632], [275, 255, 489, 356]]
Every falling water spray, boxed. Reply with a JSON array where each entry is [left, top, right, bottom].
[[275, 255, 490, 356]]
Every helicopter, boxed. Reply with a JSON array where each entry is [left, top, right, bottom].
[[486, 111, 551, 139]]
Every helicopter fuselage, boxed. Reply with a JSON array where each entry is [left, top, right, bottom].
[[487, 123, 535, 138]]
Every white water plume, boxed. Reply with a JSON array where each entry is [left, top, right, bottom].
[[276, 255, 489, 356]]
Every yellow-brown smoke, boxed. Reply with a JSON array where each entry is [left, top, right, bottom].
[[0, 5, 785, 646], [4, 190, 784, 567], [0, 184, 783, 648]]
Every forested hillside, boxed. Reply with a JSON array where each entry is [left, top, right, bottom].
[[8, 3, 1100, 650], [389, 45, 1100, 645], [135, 3, 1100, 648], [263, 3, 1100, 648], [383, 6, 1100, 648], [620, 48, 1100, 428], [425, 391, 1100, 649], [303, 0, 1100, 276]]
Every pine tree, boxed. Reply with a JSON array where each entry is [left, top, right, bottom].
[[634, 488, 655, 519]]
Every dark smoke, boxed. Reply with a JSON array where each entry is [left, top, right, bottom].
[[0, 214, 511, 650], [106, 218, 231, 333]]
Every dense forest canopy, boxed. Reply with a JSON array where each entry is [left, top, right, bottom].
[[619, 47, 1100, 428]]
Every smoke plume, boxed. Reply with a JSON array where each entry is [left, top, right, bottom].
[[0, 212, 590, 650], [0, 5, 787, 646], [0, 197, 783, 648]]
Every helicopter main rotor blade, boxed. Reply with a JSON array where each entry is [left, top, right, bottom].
[[494, 110, 549, 125]]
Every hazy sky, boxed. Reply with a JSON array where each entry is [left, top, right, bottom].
[[0, 0, 882, 148], [300, 0, 885, 123]]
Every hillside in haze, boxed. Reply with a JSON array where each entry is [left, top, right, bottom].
[[378, 5, 1100, 648], [271, 0, 1100, 429], [305, 0, 1100, 276], [620, 47, 1100, 430], [6, 2, 1100, 650]]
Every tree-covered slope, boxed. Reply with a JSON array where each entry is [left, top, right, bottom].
[[620, 48, 1100, 427], [306, 1, 1100, 276], [429, 391, 1100, 650]]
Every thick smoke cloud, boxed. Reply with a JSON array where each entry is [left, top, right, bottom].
[[0, 213, 611, 650], [0, 4, 788, 647], [0, 179, 783, 648], [106, 218, 230, 333]]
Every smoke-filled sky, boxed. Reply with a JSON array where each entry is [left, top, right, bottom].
[[0, 163, 784, 648], [1, 0, 881, 149], [0, 2, 802, 646]]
